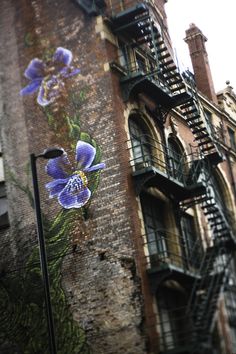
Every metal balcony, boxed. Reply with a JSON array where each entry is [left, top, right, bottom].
[[142, 229, 202, 292], [109, 2, 190, 108], [75, 0, 106, 15], [156, 304, 215, 354], [128, 136, 206, 200]]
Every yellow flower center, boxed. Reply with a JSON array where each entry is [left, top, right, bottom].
[[76, 170, 88, 187]]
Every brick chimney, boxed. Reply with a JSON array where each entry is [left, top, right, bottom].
[[184, 23, 218, 104]]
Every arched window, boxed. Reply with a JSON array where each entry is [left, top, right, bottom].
[[168, 138, 185, 183], [129, 115, 152, 168], [140, 192, 168, 266], [156, 286, 189, 351], [207, 169, 234, 228]]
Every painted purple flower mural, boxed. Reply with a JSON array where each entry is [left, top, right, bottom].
[[20, 47, 80, 106], [45, 140, 105, 209]]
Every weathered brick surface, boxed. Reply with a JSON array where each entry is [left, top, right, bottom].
[[0, 1, 235, 353], [0, 0, 147, 353]]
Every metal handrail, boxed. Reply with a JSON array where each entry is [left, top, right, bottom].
[[107, 0, 150, 17], [141, 228, 202, 271], [128, 135, 205, 187]]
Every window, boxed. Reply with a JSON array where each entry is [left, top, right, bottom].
[[204, 109, 214, 133], [0, 182, 8, 228], [118, 41, 129, 69], [141, 193, 167, 266], [156, 287, 189, 351], [0, 145, 9, 228], [168, 138, 185, 183], [180, 213, 199, 268], [135, 52, 147, 73], [228, 127, 236, 150], [129, 116, 152, 168]]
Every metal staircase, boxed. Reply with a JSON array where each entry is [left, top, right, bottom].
[[180, 162, 235, 352], [110, 3, 224, 167], [110, 3, 190, 107], [108, 2, 234, 352], [180, 71, 223, 165]]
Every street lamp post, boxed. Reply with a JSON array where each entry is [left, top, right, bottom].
[[30, 147, 64, 354]]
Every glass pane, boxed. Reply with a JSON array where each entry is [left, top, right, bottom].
[[0, 157, 5, 182], [129, 118, 152, 167], [0, 197, 7, 216]]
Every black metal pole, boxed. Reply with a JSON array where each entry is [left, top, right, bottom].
[[30, 153, 57, 354]]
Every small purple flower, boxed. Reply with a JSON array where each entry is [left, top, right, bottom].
[[45, 140, 105, 209], [20, 47, 80, 106]]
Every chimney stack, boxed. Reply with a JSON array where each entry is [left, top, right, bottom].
[[185, 23, 218, 104]]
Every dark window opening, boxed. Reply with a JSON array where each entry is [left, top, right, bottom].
[[141, 193, 167, 266], [129, 117, 152, 168], [180, 213, 200, 268], [168, 138, 185, 183], [0, 182, 9, 229], [156, 287, 190, 351], [228, 127, 236, 150], [136, 52, 147, 73]]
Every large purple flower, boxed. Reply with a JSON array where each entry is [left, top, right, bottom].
[[45, 140, 105, 209], [20, 47, 80, 106]]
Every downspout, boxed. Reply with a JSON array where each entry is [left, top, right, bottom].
[[225, 151, 236, 203]]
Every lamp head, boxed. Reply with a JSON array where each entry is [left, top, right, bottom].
[[38, 147, 64, 159]]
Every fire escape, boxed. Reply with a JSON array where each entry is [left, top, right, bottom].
[[76, 0, 236, 351], [180, 159, 235, 353], [107, 1, 235, 353], [109, 2, 190, 108]]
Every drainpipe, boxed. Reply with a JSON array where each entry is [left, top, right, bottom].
[[225, 151, 236, 203]]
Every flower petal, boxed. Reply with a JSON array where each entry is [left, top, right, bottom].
[[53, 47, 72, 66], [86, 162, 106, 172], [20, 79, 42, 96], [60, 66, 80, 78], [45, 178, 69, 198], [37, 84, 54, 106], [46, 154, 70, 179], [24, 58, 45, 80], [58, 186, 91, 209], [76, 141, 96, 170]]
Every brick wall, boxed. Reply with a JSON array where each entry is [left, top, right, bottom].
[[0, 0, 148, 353]]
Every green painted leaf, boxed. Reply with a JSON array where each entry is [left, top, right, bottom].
[[80, 132, 91, 144]]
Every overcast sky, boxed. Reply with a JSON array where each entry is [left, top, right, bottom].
[[165, 0, 235, 92]]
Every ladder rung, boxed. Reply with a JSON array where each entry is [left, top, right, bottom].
[[195, 134, 209, 140], [181, 101, 194, 109], [189, 121, 204, 128], [161, 66, 177, 74], [182, 108, 198, 115], [208, 216, 221, 222], [159, 53, 171, 60], [168, 78, 183, 85], [211, 221, 225, 227], [185, 115, 201, 122], [198, 140, 212, 146], [171, 83, 186, 91], [156, 46, 167, 54], [204, 208, 218, 215], [192, 127, 206, 134], [201, 145, 215, 152], [202, 202, 216, 208], [160, 60, 174, 67]]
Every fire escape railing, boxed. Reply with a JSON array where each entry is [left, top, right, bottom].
[[178, 161, 235, 353], [109, 2, 190, 108], [181, 71, 224, 165], [142, 229, 202, 273], [128, 136, 235, 352], [109, 2, 224, 165], [128, 135, 207, 199], [105, 2, 233, 352]]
